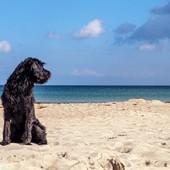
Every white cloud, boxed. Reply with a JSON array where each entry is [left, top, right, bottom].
[[71, 68, 101, 77], [75, 19, 104, 38], [0, 41, 12, 53], [139, 43, 156, 51]]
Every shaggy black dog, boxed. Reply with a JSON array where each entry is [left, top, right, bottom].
[[0, 57, 51, 145]]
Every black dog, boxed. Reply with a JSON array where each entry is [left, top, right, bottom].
[[0, 57, 51, 145]]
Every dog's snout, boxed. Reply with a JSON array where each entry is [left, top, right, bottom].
[[46, 70, 51, 78]]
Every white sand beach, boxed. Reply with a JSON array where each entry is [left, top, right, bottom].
[[0, 99, 170, 170]]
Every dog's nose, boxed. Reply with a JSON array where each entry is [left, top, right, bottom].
[[47, 70, 51, 78]]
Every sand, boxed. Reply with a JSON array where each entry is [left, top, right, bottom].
[[0, 99, 170, 170]]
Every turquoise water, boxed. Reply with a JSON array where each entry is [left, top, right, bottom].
[[1, 85, 169, 103]]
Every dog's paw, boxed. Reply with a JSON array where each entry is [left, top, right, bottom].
[[0, 140, 10, 146], [38, 140, 47, 145]]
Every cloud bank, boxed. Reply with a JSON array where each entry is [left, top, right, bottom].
[[151, 1, 170, 15], [75, 19, 104, 38], [128, 15, 170, 42], [114, 2, 170, 44], [0, 41, 12, 53], [114, 22, 136, 35]]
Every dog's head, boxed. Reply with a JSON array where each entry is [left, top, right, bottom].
[[24, 57, 51, 84]]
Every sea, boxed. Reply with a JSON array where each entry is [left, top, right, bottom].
[[0, 85, 170, 103]]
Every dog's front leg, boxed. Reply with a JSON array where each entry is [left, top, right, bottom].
[[22, 115, 33, 145], [0, 110, 11, 145]]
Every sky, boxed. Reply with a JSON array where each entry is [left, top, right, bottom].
[[0, 0, 170, 85]]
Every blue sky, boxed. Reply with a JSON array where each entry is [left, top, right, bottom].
[[0, 0, 170, 85]]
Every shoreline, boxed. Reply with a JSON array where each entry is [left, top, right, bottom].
[[35, 98, 170, 104], [0, 98, 169, 104]]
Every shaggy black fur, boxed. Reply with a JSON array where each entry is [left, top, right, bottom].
[[0, 57, 51, 145]]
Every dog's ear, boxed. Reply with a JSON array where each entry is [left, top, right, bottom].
[[30, 62, 38, 72], [24, 58, 40, 72], [23, 58, 33, 72]]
